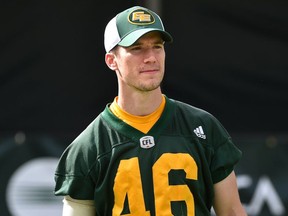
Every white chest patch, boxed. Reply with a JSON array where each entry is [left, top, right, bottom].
[[139, 136, 155, 149]]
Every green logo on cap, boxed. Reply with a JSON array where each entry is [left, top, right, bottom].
[[128, 9, 155, 25]]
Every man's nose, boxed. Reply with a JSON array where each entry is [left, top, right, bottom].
[[144, 49, 157, 63]]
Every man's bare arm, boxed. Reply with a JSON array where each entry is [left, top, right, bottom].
[[213, 171, 247, 216]]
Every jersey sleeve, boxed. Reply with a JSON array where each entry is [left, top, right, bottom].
[[208, 116, 242, 184], [54, 126, 98, 200]]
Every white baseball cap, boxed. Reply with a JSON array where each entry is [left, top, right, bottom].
[[104, 6, 173, 52]]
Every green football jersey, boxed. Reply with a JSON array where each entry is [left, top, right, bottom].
[[54, 96, 242, 216]]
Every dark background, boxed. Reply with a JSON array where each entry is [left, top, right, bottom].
[[0, 1, 287, 215], [1, 0, 287, 138]]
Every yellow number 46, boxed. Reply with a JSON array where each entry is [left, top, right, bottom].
[[112, 153, 198, 216]]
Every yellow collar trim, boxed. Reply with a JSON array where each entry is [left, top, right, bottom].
[[109, 95, 166, 133]]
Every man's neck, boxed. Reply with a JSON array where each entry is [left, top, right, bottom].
[[117, 88, 163, 116]]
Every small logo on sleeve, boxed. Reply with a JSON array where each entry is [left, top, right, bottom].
[[140, 136, 155, 149], [194, 126, 206, 139]]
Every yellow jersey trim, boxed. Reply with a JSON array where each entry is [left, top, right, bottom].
[[109, 95, 166, 134]]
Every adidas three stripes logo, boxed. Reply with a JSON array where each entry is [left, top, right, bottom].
[[194, 126, 206, 139]]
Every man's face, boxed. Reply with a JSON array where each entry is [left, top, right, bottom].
[[113, 31, 166, 93]]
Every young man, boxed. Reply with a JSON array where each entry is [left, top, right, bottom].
[[54, 6, 247, 216]]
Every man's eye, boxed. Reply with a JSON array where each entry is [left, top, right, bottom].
[[155, 45, 163, 49]]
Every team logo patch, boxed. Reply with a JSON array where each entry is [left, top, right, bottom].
[[128, 9, 155, 25], [140, 136, 155, 149]]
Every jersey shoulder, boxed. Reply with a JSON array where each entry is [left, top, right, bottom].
[[166, 97, 233, 148], [167, 98, 217, 129]]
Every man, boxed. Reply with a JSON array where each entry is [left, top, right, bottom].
[[54, 6, 247, 216]]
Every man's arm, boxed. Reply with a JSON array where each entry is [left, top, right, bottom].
[[62, 196, 96, 216], [213, 171, 247, 216]]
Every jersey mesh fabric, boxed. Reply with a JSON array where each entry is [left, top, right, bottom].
[[54, 96, 242, 215]]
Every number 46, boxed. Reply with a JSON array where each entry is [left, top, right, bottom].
[[112, 153, 198, 215]]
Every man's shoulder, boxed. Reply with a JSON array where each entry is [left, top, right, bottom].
[[167, 97, 213, 119]]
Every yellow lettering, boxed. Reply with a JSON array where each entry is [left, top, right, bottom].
[[153, 153, 197, 215], [132, 12, 151, 22], [113, 154, 198, 215], [112, 157, 150, 215]]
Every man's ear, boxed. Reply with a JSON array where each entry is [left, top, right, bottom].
[[105, 53, 117, 70]]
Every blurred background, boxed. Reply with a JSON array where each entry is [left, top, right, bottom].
[[1, 0, 287, 215]]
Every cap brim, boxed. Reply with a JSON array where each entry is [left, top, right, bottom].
[[118, 28, 173, 47]]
